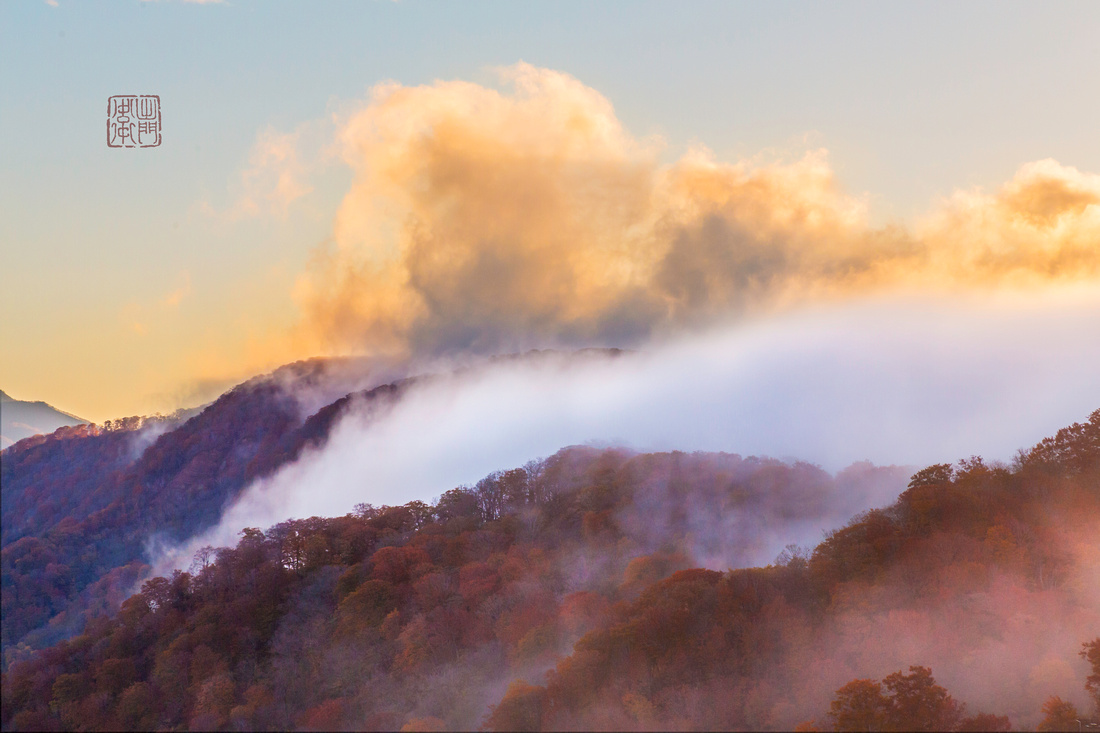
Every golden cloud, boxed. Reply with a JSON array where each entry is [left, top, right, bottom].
[[291, 64, 1100, 359]]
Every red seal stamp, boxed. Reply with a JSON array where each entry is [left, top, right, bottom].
[[107, 95, 161, 148]]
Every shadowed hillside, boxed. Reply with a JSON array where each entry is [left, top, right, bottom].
[[1, 361, 410, 659], [0, 351, 621, 659]]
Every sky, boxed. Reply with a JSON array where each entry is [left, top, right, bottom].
[[1, 0, 1099, 423]]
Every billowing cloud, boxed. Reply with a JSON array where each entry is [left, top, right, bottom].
[[916, 158, 1100, 284], [290, 63, 1100, 361]]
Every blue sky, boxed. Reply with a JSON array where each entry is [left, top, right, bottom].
[[2, 0, 1099, 421]]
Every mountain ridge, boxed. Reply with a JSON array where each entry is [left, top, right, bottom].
[[0, 350, 623, 657], [0, 391, 88, 450]]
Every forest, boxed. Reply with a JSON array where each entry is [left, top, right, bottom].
[[1, 408, 1098, 731], [1, 360, 410, 659]]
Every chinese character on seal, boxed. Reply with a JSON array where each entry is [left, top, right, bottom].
[[108, 95, 161, 148]]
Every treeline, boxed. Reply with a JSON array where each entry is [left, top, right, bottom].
[[2, 410, 1098, 731]]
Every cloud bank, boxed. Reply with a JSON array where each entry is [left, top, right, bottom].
[[155, 292, 1100, 575], [290, 63, 1100, 361]]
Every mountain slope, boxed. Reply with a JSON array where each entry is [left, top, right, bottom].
[[2, 410, 1095, 731], [0, 360, 411, 657], [0, 391, 88, 450], [0, 350, 621, 658]]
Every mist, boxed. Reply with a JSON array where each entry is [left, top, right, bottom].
[[152, 289, 1100, 575], [752, 517, 1100, 730]]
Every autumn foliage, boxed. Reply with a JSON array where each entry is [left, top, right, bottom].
[[1, 407, 1097, 731], [1, 362, 407, 660]]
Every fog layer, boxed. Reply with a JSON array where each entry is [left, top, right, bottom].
[[155, 291, 1100, 573]]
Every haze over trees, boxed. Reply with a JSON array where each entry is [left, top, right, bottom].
[[2, 408, 1097, 731]]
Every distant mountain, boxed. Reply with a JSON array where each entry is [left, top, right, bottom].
[[0, 390, 88, 450]]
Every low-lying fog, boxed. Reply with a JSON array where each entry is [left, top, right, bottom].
[[153, 292, 1100, 573]]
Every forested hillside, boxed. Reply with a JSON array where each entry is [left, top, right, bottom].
[[2, 410, 1096, 731], [0, 360, 409, 659]]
